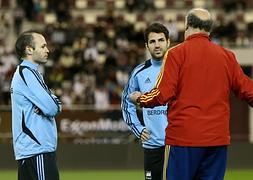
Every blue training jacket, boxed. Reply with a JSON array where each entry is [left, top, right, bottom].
[[121, 59, 168, 149], [10, 60, 61, 160]]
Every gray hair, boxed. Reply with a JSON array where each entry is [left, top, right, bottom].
[[186, 9, 213, 32]]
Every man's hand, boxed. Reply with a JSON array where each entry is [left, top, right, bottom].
[[140, 128, 150, 142], [34, 106, 42, 115], [51, 94, 62, 112], [129, 91, 142, 104]]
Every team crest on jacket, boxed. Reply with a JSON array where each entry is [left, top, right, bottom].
[[145, 77, 151, 83]]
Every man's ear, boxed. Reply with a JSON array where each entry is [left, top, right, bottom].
[[167, 39, 170, 47], [25, 46, 34, 55], [145, 43, 148, 49], [185, 25, 189, 31]]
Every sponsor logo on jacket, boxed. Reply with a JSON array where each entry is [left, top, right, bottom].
[[147, 110, 167, 115], [145, 77, 151, 83]]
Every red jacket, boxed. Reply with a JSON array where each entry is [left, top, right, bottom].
[[139, 33, 253, 146]]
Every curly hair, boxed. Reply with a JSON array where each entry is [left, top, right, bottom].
[[144, 22, 169, 43]]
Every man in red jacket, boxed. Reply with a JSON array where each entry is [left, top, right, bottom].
[[129, 8, 253, 180]]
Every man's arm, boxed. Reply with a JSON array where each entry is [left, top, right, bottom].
[[121, 72, 149, 139], [230, 53, 253, 106], [131, 49, 180, 108], [20, 67, 61, 117]]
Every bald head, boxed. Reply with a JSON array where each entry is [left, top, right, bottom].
[[189, 8, 211, 21], [185, 8, 213, 33]]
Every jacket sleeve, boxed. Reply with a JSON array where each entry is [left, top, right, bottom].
[[121, 72, 145, 138], [20, 67, 61, 117], [230, 53, 253, 106], [139, 49, 180, 108]]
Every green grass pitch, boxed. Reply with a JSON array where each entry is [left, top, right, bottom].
[[0, 169, 253, 179]]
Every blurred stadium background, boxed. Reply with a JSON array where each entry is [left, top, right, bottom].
[[1, 0, 253, 179]]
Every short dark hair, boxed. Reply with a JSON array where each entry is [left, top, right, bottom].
[[186, 13, 213, 32], [15, 30, 38, 60], [144, 22, 169, 43]]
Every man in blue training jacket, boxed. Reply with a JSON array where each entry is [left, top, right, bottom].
[[11, 30, 61, 180], [121, 23, 170, 180]]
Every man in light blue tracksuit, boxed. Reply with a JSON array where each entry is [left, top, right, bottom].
[[11, 30, 61, 180], [121, 23, 170, 180]]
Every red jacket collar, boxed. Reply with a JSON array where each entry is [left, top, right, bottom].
[[186, 33, 210, 41]]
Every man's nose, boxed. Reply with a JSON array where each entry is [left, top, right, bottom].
[[154, 41, 160, 47]]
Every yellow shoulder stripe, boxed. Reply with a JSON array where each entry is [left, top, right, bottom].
[[155, 43, 181, 87]]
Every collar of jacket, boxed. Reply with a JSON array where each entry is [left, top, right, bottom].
[[20, 59, 39, 70], [186, 33, 210, 41]]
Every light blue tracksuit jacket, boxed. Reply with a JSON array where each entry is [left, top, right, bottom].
[[11, 60, 61, 160], [121, 59, 168, 149]]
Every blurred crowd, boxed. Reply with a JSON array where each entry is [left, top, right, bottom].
[[1, 0, 253, 109]]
